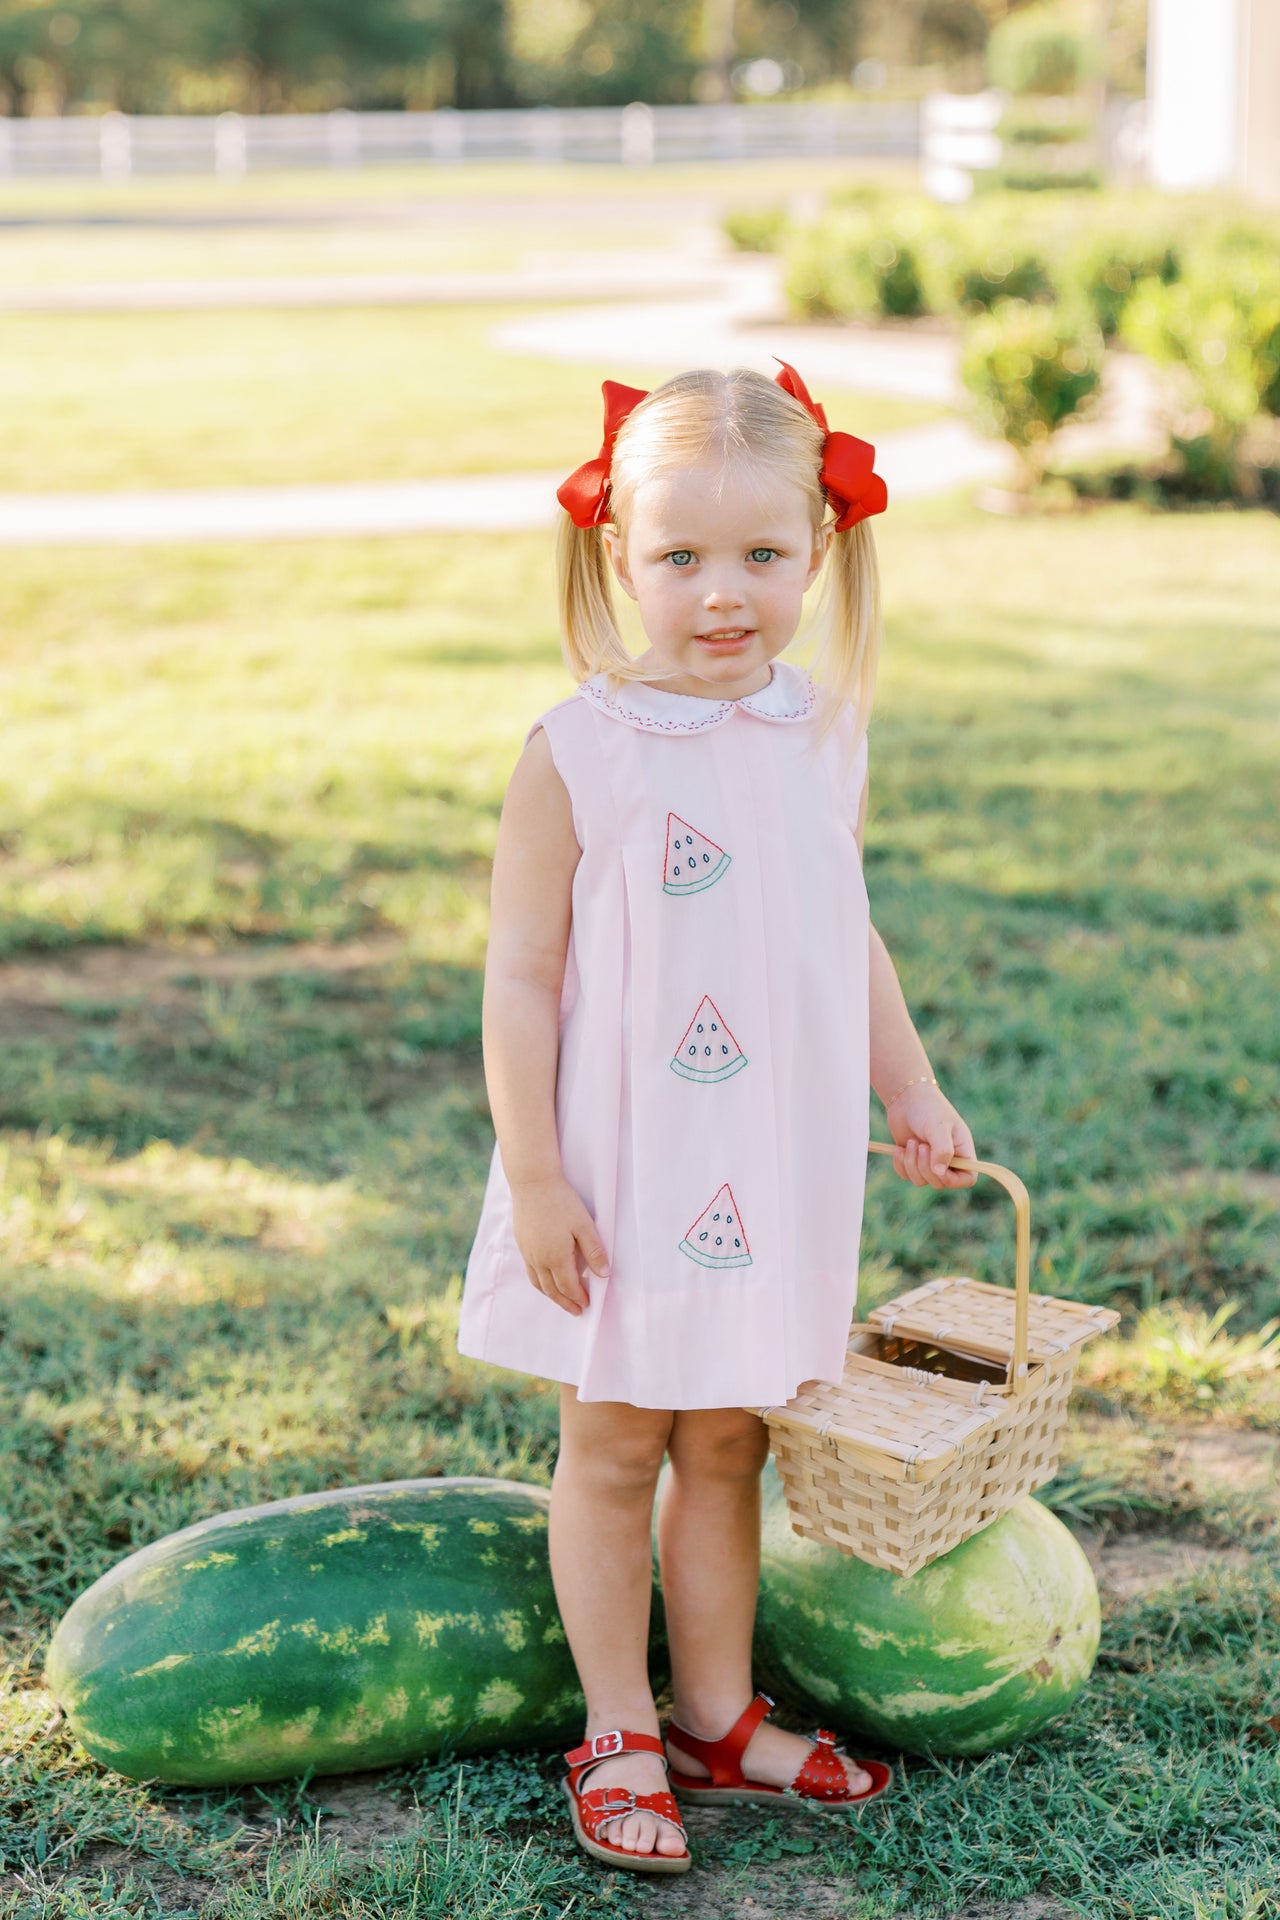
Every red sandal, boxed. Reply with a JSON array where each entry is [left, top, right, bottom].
[[665, 1691, 891, 1811], [562, 1729, 691, 1875]]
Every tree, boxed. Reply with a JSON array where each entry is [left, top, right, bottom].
[[189, 0, 507, 113], [0, 0, 513, 114], [507, 0, 699, 106]]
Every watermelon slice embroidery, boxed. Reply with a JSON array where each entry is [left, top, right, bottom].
[[679, 1184, 752, 1269], [663, 814, 731, 896], [670, 996, 747, 1084]]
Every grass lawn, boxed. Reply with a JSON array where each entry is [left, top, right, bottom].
[[1, 160, 945, 493], [0, 156, 897, 286], [0, 305, 940, 493], [0, 219, 695, 284], [0, 157, 917, 221], [1, 491, 1278, 1916]]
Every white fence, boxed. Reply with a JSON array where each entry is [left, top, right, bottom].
[[920, 89, 1004, 202], [0, 100, 921, 179]]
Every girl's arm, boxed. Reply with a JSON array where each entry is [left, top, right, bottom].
[[856, 773, 977, 1191], [483, 729, 610, 1316]]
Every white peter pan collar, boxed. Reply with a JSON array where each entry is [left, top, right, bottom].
[[579, 660, 817, 734]]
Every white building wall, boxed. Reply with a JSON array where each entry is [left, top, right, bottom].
[[1147, 0, 1240, 190], [1238, 0, 1280, 202], [1148, 0, 1280, 203]]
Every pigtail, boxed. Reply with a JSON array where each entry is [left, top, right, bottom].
[[556, 513, 627, 682], [555, 365, 882, 727], [810, 519, 882, 754], [557, 511, 678, 687]]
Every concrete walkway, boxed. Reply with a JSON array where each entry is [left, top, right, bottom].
[[0, 423, 1013, 546], [494, 257, 1162, 449], [493, 260, 964, 404], [0, 258, 731, 314], [3, 254, 1162, 546]]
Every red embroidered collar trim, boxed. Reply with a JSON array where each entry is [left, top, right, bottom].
[[579, 662, 817, 734]]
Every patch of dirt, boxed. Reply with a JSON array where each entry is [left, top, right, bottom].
[[308, 1771, 424, 1851], [1070, 1412, 1280, 1514], [32, 1845, 223, 1914], [646, 1833, 1078, 1920], [0, 936, 405, 1016], [950, 1901, 1079, 1920], [667, 1882, 855, 1920], [1079, 1531, 1254, 1601], [1170, 1164, 1280, 1205], [1169, 1428, 1280, 1495]]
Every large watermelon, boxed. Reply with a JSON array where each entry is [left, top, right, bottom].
[[44, 1477, 582, 1786], [754, 1463, 1099, 1756]]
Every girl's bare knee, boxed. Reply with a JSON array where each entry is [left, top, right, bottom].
[[668, 1407, 769, 1483], [558, 1396, 672, 1496]]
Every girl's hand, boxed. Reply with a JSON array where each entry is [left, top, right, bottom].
[[886, 1083, 977, 1190], [509, 1174, 610, 1317]]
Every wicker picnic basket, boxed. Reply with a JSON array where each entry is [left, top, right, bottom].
[[756, 1142, 1118, 1577]]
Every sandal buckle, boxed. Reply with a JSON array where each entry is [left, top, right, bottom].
[[591, 1729, 624, 1758], [597, 1788, 636, 1812]]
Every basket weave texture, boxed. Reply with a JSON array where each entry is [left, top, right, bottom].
[[757, 1147, 1118, 1578]]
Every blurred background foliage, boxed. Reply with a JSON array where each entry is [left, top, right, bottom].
[[728, 182, 1280, 505], [0, 0, 1148, 115]]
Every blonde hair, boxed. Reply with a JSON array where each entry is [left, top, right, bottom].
[[557, 367, 882, 743]]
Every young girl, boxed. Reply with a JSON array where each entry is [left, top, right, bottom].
[[458, 363, 977, 1874]]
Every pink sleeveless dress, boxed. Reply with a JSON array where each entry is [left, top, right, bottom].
[[457, 660, 871, 1411]]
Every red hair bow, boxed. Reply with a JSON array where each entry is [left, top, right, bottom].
[[556, 380, 649, 528], [555, 365, 886, 533], [774, 360, 888, 531]]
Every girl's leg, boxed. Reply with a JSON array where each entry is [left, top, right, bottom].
[[549, 1386, 681, 1857], [658, 1407, 872, 1794]]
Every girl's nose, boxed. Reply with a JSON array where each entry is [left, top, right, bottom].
[[703, 580, 746, 610]]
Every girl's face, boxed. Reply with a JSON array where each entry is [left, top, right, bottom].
[[603, 459, 828, 699]]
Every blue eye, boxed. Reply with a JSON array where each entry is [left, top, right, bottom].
[[667, 551, 694, 567], [749, 548, 778, 563]]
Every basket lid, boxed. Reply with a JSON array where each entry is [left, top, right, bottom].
[[868, 1276, 1120, 1367], [759, 1349, 1002, 1486]]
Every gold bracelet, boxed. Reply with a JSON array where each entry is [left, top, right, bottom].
[[883, 1073, 938, 1109]]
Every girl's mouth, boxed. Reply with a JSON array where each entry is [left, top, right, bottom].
[[695, 629, 754, 653]]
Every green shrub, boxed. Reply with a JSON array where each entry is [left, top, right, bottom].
[[785, 194, 1066, 324], [948, 201, 1061, 310], [1083, 1301, 1280, 1411], [1208, 238, 1280, 415], [825, 181, 891, 213], [1065, 218, 1182, 337], [1121, 247, 1280, 490], [961, 297, 1103, 488], [784, 207, 934, 321], [782, 191, 1277, 365], [996, 158, 1101, 193], [785, 212, 870, 319], [1002, 111, 1093, 146], [722, 204, 788, 254], [987, 3, 1096, 95], [995, 93, 1100, 193]]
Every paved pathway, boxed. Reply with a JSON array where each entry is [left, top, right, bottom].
[[0, 258, 730, 314], [493, 261, 964, 405], [2, 254, 1163, 545], [0, 422, 1015, 546], [494, 257, 1162, 442]]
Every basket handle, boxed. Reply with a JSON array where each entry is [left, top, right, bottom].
[[867, 1141, 1032, 1394]]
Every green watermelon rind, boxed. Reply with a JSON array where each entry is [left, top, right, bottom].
[[670, 1053, 748, 1084], [679, 1239, 752, 1268], [44, 1476, 583, 1787], [753, 1467, 1100, 1758], [663, 852, 731, 896]]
